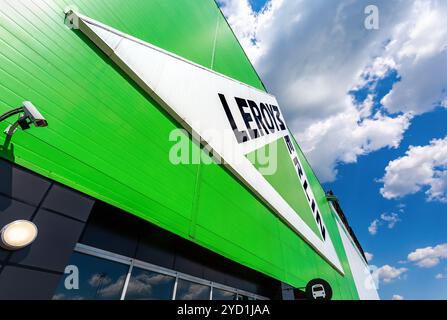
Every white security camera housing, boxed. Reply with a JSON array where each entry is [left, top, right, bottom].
[[22, 101, 48, 127]]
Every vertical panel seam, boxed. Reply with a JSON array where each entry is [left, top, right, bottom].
[[188, 162, 203, 239], [210, 11, 220, 70]]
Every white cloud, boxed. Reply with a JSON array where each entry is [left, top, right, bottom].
[[368, 219, 380, 235], [219, 0, 447, 182], [392, 294, 404, 300], [365, 252, 374, 262], [177, 283, 210, 300], [380, 136, 447, 202], [379, 1, 447, 115], [91, 272, 174, 298], [124, 272, 173, 297], [407, 243, 447, 268], [298, 111, 410, 181], [435, 273, 447, 279], [218, 0, 284, 65], [88, 273, 112, 287], [380, 212, 401, 229], [368, 212, 401, 235], [98, 276, 126, 298], [377, 264, 408, 284]]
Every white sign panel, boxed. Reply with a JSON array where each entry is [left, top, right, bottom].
[[336, 219, 380, 300]]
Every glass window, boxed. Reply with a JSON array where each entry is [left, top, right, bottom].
[[237, 294, 255, 300], [212, 288, 237, 300], [52, 252, 129, 300], [175, 279, 210, 300], [124, 267, 175, 300]]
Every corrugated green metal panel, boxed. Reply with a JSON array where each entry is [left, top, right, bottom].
[[212, 8, 265, 90], [278, 221, 318, 285], [195, 157, 287, 280], [0, 0, 360, 298]]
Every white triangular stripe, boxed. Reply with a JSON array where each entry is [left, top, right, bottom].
[[88, 23, 122, 51]]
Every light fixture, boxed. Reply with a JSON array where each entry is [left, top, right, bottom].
[[0, 101, 48, 136], [0, 220, 38, 250]]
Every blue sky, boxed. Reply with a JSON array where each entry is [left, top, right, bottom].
[[327, 78, 447, 300], [248, 0, 265, 12], [219, 0, 447, 300]]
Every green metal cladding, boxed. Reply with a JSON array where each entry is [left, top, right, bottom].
[[0, 0, 361, 299]]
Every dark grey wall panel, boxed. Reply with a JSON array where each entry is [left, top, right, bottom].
[[135, 235, 176, 270], [79, 202, 139, 257], [0, 159, 51, 206], [0, 158, 95, 299], [0, 266, 62, 300], [42, 184, 94, 222], [0, 193, 36, 225], [203, 265, 227, 285], [0, 251, 5, 264], [174, 251, 206, 279], [8, 209, 85, 273]]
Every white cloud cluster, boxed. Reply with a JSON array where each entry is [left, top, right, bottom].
[[219, 0, 447, 182], [407, 243, 447, 268], [217, 0, 281, 63], [88, 273, 112, 287], [376, 264, 408, 283], [379, 0, 447, 115], [368, 219, 380, 235], [392, 294, 404, 300], [380, 136, 447, 202], [298, 112, 410, 181], [365, 251, 374, 262], [368, 212, 401, 235], [380, 213, 401, 228], [435, 273, 447, 279]]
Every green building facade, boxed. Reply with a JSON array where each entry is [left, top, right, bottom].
[[0, 0, 378, 300]]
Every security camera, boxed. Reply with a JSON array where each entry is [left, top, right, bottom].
[[22, 101, 48, 128], [1, 101, 48, 136]]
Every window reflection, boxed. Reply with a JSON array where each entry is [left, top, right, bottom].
[[237, 294, 255, 300], [124, 267, 175, 300], [52, 249, 262, 301], [212, 288, 237, 300], [175, 279, 210, 300], [52, 252, 129, 300]]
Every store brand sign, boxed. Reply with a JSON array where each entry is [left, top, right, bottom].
[[218, 94, 287, 143], [68, 10, 343, 273]]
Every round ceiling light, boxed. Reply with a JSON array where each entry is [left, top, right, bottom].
[[0, 220, 38, 250]]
